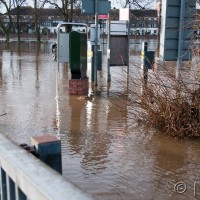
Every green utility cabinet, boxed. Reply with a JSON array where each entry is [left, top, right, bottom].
[[69, 31, 87, 79]]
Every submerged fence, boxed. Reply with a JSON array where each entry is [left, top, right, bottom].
[[0, 134, 94, 200]]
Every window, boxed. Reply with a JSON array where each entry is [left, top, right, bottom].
[[138, 24, 144, 28]]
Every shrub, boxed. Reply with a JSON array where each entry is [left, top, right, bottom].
[[110, 58, 200, 139], [136, 63, 200, 138]]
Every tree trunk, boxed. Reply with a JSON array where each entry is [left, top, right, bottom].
[[16, 6, 21, 42], [35, 23, 41, 42], [34, 0, 41, 42], [5, 31, 10, 42]]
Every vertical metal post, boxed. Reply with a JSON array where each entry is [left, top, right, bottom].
[[1, 168, 7, 200], [127, 8, 130, 90], [9, 177, 16, 200], [56, 25, 60, 136], [94, 0, 98, 86], [141, 42, 148, 83], [18, 188, 27, 200], [57, 25, 60, 71], [176, 0, 185, 79], [127, 8, 130, 75], [103, 20, 105, 46], [107, 14, 111, 82]]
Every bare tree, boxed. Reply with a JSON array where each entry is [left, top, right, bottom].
[[45, 0, 72, 21], [44, 0, 81, 31], [13, 0, 26, 41], [33, 0, 39, 42], [119, 0, 156, 9], [0, 0, 14, 42], [33, 0, 45, 42]]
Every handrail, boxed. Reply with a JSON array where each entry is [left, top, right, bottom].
[[0, 134, 94, 200]]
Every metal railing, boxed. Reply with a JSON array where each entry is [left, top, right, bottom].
[[0, 134, 94, 200]]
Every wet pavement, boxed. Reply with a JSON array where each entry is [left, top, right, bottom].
[[0, 41, 200, 200]]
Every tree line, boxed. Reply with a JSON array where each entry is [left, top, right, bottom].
[[0, 0, 159, 42], [1, 0, 200, 42], [0, 0, 82, 42]]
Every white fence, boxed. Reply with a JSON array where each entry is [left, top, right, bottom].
[[0, 134, 94, 200]]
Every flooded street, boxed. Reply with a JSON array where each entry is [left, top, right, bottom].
[[0, 41, 200, 200]]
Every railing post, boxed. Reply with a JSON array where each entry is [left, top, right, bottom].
[[18, 188, 27, 200], [1, 168, 7, 200], [9, 177, 16, 200]]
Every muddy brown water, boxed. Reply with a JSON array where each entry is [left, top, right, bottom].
[[0, 41, 200, 200]]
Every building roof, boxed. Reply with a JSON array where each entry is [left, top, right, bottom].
[[7, 6, 157, 16], [7, 6, 33, 15], [5, 6, 158, 22], [8, 6, 62, 16], [131, 10, 157, 18]]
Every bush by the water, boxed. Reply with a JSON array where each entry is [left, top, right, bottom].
[[134, 64, 200, 138], [110, 60, 200, 139]]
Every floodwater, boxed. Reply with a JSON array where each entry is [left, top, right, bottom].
[[0, 41, 200, 200]]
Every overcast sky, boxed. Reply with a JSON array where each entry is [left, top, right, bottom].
[[110, 0, 156, 9], [21, 0, 156, 10]]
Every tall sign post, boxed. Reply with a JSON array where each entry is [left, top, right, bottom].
[[94, 0, 98, 86], [107, 14, 111, 82], [82, 0, 111, 86]]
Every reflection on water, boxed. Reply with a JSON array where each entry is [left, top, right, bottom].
[[0, 41, 200, 200]]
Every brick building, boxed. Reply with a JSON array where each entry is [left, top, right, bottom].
[[0, 7, 158, 36]]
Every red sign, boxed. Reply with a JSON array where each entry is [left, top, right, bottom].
[[98, 15, 108, 19]]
